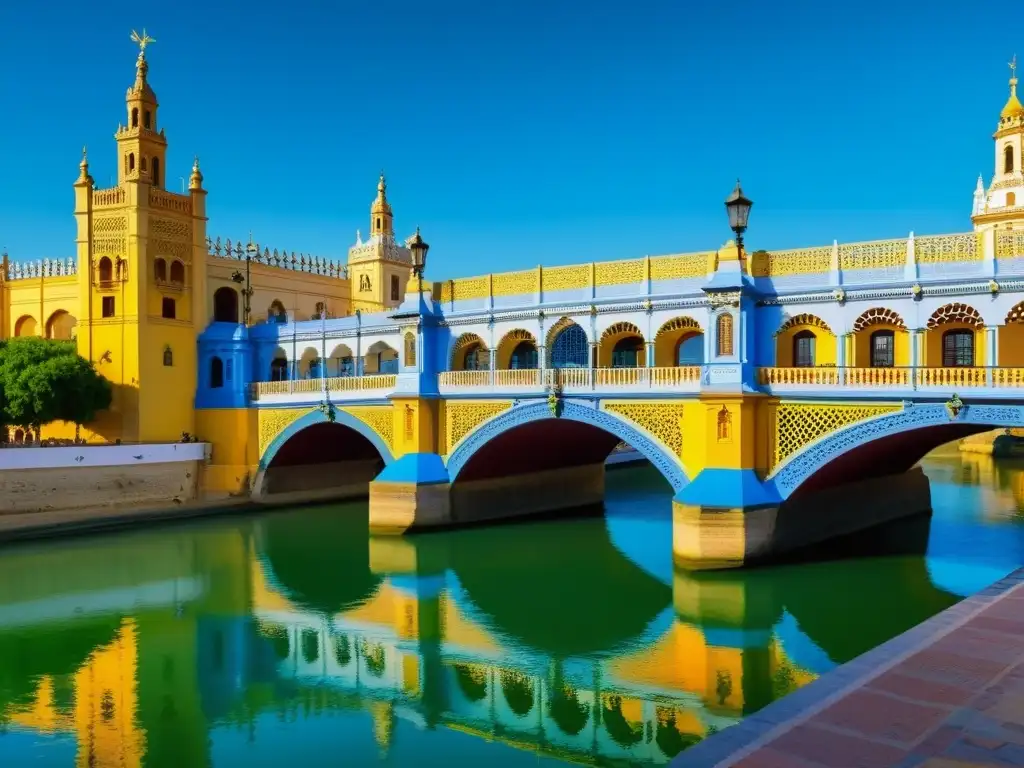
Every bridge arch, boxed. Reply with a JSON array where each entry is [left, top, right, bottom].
[[446, 400, 688, 491], [769, 402, 1021, 500], [254, 408, 394, 497]]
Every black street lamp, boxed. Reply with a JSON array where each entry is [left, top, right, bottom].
[[231, 238, 256, 325], [724, 179, 753, 252], [408, 227, 429, 281]]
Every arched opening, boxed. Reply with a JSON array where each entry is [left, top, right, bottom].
[[270, 356, 288, 382], [792, 330, 816, 367], [403, 333, 417, 368], [1009, 192, 1018, 207], [169, 260, 185, 285], [154, 258, 167, 282], [329, 344, 355, 377], [1002, 301, 1024, 365], [213, 287, 239, 323], [152, 157, 160, 187], [364, 341, 399, 375], [653, 317, 702, 367], [128, 153, 135, 174], [509, 341, 538, 369], [98, 257, 113, 284], [210, 356, 224, 388], [298, 346, 321, 379], [143, 110, 151, 130], [852, 307, 908, 367], [260, 422, 387, 498], [161, 297, 176, 320], [549, 321, 589, 369], [390, 274, 400, 302], [775, 314, 835, 367], [45, 310, 77, 340], [924, 303, 983, 367], [599, 322, 645, 368], [131, 108, 139, 128], [14, 315, 37, 337], [496, 329, 537, 369], [450, 334, 488, 372], [268, 300, 288, 323], [163, 346, 173, 367], [1006, 144, 1015, 175]]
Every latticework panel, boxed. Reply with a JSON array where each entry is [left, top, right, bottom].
[[492, 269, 536, 297], [595, 258, 645, 286], [773, 403, 900, 468], [650, 253, 712, 280], [258, 408, 313, 458], [445, 401, 513, 452], [1007, 302, 1024, 324], [340, 406, 394, 453], [852, 307, 906, 332], [542, 265, 590, 292], [927, 303, 983, 329], [603, 402, 686, 458]]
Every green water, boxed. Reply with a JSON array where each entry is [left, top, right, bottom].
[[1, 449, 1023, 766]]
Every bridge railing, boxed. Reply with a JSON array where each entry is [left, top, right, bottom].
[[758, 366, 1024, 390], [437, 366, 702, 393], [250, 374, 398, 401]]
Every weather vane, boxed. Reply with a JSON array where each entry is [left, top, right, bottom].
[[130, 29, 155, 54], [1011, 54, 1018, 78]]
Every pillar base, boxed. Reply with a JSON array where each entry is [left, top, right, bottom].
[[368, 454, 453, 534], [674, 467, 932, 570]]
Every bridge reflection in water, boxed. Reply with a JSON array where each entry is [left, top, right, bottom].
[[0, 461, 1019, 766]]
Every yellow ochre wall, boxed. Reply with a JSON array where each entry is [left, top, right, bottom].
[[851, 326, 910, 367]]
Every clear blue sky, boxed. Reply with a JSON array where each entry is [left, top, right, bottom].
[[0, 1, 1014, 278]]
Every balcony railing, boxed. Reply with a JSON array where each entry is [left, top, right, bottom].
[[438, 366, 702, 391], [251, 374, 397, 401], [758, 367, 1024, 389]]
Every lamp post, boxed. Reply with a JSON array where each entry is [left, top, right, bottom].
[[408, 227, 430, 295], [724, 179, 753, 253], [230, 238, 255, 325]]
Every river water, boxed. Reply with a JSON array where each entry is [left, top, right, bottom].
[[1, 447, 1023, 767]]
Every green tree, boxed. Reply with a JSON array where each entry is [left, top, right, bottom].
[[0, 337, 111, 440]]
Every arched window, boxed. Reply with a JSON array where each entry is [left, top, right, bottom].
[[270, 358, 288, 381], [716, 314, 734, 356], [98, 257, 113, 283], [140, 157, 147, 173], [163, 346, 173, 367], [128, 153, 135, 173], [152, 157, 160, 186], [404, 332, 417, 367], [154, 258, 167, 282], [942, 330, 974, 367], [611, 336, 643, 368], [131, 108, 139, 128], [464, 344, 488, 371], [169, 260, 185, 284], [509, 341, 538, 370], [210, 356, 224, 388], [676, 333, 704, 365], [213, 287, 239, 323], [391, 275, 400, 301], [1009, 192, 1018, 208], [162, 297, 176, 319], [870, 330, 894, 368], [1006, 145, 1015, 175], [144, 110, 152, 130], [551, 324, 589, 369], [793, 330, 816, 367]]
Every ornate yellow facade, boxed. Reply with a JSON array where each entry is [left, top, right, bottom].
[[4, 35, 408, 445]]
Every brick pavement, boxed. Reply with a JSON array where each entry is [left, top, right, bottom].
[[673, 568, 1024, 768]]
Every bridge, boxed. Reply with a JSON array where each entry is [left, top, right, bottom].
[[194, 223, 1024, 568]]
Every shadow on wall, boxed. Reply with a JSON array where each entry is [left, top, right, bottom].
[[261, 422, 385, 496]]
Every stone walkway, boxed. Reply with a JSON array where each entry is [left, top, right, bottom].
[[673, 568, 1024, 768]]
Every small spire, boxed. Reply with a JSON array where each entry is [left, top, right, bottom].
[[76, 145, 93, 186], [378, 170, 387, 195], [1002, 54, 1024, 120], [189, 155, 204, 191]]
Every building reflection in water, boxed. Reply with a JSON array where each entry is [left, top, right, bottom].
[[1, 458, 1023, 766]]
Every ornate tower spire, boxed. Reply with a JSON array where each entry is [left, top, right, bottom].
[[189, 156, 204, 191], [972, 57, 1024, 231], [370, 171, 394, 237], [76, 146, 93, 187], [117, 28, 167, 188]]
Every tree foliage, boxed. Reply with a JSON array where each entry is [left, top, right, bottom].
[[0, 337, 112, 433]]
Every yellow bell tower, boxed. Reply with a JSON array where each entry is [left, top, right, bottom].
[[73, 30, 208, 443], [972, 56, 1024, 232], [348, 173, 413, 312]]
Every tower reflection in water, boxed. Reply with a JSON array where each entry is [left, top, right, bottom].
[[0, 460, 1012, 767]]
